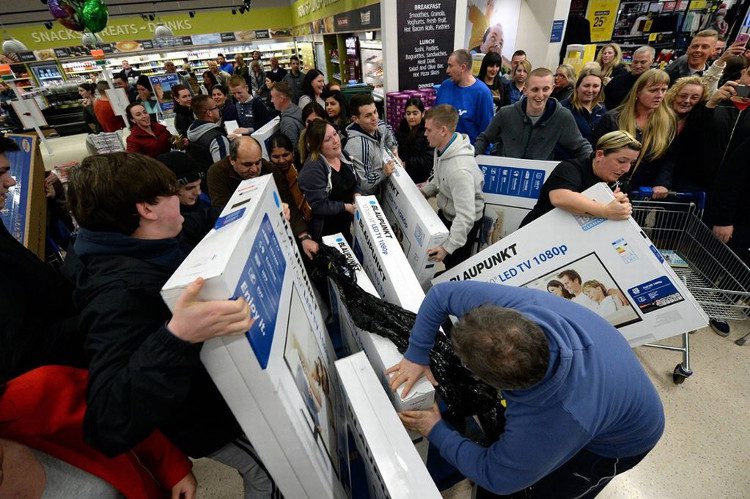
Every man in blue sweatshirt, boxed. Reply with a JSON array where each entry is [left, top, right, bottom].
[[435, 49, 494, 144], [389, 281, 664, 498]]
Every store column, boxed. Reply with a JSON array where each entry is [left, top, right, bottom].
[[514, 0, 573, 70]]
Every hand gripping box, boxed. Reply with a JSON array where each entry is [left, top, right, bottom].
[[161, 175, 349, 498], [335, 352, 441, 499], [322, 233, 435, 412], [381, 164, 449, 290], [435, 183, 709, 346]]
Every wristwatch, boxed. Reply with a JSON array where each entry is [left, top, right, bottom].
[[299, 234, 312, 242]]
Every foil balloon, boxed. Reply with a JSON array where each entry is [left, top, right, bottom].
[[58, 3, 85, 32], [48, 0, 69, 18], [81, 0, 109, 33]]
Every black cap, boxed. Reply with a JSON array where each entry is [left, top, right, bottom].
[[157, 152, 205, 185]]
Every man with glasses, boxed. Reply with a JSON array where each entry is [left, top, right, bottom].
[[186, 95, 231, 180]]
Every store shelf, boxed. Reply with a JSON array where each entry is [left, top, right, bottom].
[[39, 76, 64, 80]]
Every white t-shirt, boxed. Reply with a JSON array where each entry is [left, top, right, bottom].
[[572, 292, 599, 311]]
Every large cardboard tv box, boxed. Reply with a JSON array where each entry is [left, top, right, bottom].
[[352, 195, 426, 315], [336, 352, 441, 499], [381, 164, 449, 290], [161, 175, 349, 497], [323, 233, 435, 412]]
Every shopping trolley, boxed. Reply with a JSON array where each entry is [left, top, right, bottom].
[[631, 188, 750, 383]]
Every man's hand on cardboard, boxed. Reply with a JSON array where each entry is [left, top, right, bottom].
[[167, 278, 253, 343]]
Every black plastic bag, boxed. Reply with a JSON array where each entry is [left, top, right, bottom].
[[314, 245, 504, 443]]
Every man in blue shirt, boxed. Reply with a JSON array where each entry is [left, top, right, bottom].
[[389, 281, 664, 498], [216, 53, 234, 75], [435, 49, 494, 144]]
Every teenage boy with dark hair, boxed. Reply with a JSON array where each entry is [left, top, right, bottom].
[[344, 93, 399, 195], [62, 152, 277, 498]]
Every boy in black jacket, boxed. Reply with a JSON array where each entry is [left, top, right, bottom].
[[62, 152, 277, 498]]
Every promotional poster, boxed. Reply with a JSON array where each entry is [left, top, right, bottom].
[[435, 183, 709, 346], [464, 0, 522, 66]]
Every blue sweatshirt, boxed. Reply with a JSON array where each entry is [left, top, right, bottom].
[[404, 282, 664, 495], [435, 78, 494, 144]]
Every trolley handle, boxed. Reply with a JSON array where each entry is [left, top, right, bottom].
[[630, 187, 707, 210]]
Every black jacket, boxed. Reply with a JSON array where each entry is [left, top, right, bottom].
[[710, 136, 750, 227], [604, 72, 638, 111], [395, 120, 434, 184], [0, 223, 84, 380], [174, 103, 194, 137], [180, 198, 220, 248], [593, 109, 674, 191], [61, 228, 242, 458]]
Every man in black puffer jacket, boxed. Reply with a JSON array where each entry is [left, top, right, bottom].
[[61, 152, 277, 498]]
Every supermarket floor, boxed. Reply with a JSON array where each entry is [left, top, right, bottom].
[[192, 321, 750, 499]]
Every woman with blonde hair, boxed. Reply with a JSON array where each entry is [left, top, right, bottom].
[[552, 64, 576, 102], [593, 69, 675, 197], [665, 76, 714, 191], [560, 68, 607, 146], [521, 130, 642, 226], [596, 43, 626, 84], [503, 59, 532, 105]]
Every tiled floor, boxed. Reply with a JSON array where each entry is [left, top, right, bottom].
[[193, 323, 750, 498]]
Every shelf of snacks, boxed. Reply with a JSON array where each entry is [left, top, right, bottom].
[[360, 40, 383, 98]]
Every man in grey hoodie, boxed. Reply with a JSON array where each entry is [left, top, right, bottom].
[[271, 82, 304, 151], [474, 68, 592, 161], [421, 104, 485, 270], [186, 95, 231, 175], [345, 94, 399, 196]]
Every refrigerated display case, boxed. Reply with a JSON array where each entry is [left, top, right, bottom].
[[29, 62, 65, 87], [360, 40, 383, 101]]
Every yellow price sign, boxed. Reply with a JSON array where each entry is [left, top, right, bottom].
[[586, 0, 621, 43]]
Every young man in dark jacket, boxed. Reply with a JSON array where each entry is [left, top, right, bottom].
[[157, 151, 219, 248], [61, 152, 277, 497], [474, 68, 592, 161]]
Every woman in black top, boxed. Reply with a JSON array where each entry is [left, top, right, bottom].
[[395, 97, 434, 184], [78, 83, 101, 133], [478, 51, 506, 110], [521, 130, 641, 227], [298, 119, 360, 243]]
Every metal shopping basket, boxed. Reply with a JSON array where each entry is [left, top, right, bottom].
[[631, 189, 750, 383]]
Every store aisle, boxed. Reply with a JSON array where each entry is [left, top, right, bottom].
[[192, 322, 750, 499]]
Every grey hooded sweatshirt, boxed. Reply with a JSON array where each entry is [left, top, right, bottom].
[[422, 133, 485, 254], [344, 121, 399, 196]]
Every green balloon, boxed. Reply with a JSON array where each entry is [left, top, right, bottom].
[[81, 0, 108, 33]]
